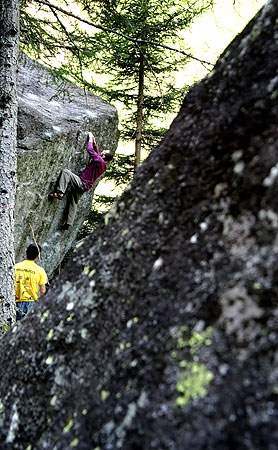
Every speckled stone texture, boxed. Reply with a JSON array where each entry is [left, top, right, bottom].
[[0, 1, 278, 449]]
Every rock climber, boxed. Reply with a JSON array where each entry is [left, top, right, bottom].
[[49, 132, 113, 231]]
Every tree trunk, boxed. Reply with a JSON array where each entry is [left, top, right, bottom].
[[0, 0, 19, 334], [134, 53, 144, 172]]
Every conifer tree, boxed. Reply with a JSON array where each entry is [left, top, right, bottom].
[[72, 0, 214, 170], [20, 0, 214, 172]]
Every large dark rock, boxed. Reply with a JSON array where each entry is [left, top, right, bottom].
[[1, 1, 278, 449], [16, 54, 118, 279]]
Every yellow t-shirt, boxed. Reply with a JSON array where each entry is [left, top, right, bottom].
[[15, 259, 48, 302]]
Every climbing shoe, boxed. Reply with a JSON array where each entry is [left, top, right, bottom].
[[48, 192, 64, 200], [60, 223, 70, 232]]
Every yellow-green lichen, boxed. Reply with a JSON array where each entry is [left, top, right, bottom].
[[69, 438, 79, 448], [173, 325, 213, 354], [1, 323, 9, 333], [104, 203, 118, 225], [126, 239, 134, 249], [251, 26, 260, 40], [101, 390, 110, 401], [171, 325, 214, 407], [45, 355, 54, 365], [46, 329, 54, 341], [63, 418, 73, 434], [66, 313, 75, 322], [125, 380, 132, 392], [167, 164, 175, 170], [40, 310, 50, 323], [50, 395, 57, 407], [83, 266, 90, 275], [175, 362, 214, 407], [271, 91, 278, 100]]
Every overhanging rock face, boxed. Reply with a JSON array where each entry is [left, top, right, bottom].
[[16, 54, 118, 278], [1, 1, 278, 450]]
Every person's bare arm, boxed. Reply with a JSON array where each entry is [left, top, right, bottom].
[[87, 132, 100, 155], [88, 132, 96, 143], [39, 284, 46, 296]]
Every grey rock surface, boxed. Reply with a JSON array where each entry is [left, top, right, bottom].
[[16, 54, 118, 279], [1, 1, 278, 450]]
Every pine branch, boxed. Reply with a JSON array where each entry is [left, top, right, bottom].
[[33, 0, 214, 67]]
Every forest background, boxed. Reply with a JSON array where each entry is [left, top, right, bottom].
[[0, 0, 266, 330], [21, 0, 265, 236]]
